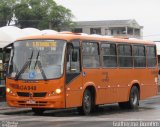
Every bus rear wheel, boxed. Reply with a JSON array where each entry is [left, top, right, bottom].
[[32, 108, 45, 115], [119, 86, 139, 109], [128, 86, 139, 109], [78, 89, 93, 115]]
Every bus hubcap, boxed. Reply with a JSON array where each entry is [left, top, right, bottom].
[[131, 92, 137, 105], [84, 96, 91, 111]]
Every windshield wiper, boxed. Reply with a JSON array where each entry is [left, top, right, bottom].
[[28, 50, 34, 69], [37, 61, 47, 81], [34, 51, 39, 69], [14, 50, 34, 80], [34, 51, 47, 81], [14, 61, 30, 80]]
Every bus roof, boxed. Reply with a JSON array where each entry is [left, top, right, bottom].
[[16, 32, 155, 45]]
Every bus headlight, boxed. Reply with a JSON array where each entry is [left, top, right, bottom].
[[6, 88, 17, 96], [55, 89, 61, 94], [6, 88, 11, 93]]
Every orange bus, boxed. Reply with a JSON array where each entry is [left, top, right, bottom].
[[6, 33, 158, 115]]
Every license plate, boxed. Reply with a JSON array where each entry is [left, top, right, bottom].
[[26, 100, 36, 104]]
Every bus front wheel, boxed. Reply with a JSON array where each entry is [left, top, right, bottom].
[[78, 89, 93, 115]]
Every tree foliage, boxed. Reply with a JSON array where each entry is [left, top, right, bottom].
[[0, 0, 74, 30], [0, 0, 16, 26]]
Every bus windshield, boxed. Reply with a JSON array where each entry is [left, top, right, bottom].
[[8, 40, 66, 80]]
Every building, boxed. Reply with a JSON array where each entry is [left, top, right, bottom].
[[72, 19, 143, 39]]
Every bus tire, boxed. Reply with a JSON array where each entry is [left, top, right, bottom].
[[119, 86, 139, 109], [127, 86, 139, 109], [78, 89, 93, 115], [32, 108, 45, 115]]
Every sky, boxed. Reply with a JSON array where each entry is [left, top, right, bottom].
[[55, 0, 160, 41]]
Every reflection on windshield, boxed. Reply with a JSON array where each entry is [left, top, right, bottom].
[[8, 40, 66, 80]]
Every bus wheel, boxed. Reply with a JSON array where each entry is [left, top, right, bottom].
[[32, 108, 45, 115], [78, 89, 92, 115], [119, 86, 139, 109], [128, 86, 139, 109]]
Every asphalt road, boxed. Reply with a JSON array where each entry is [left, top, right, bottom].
[[0, 96, 160, 127]]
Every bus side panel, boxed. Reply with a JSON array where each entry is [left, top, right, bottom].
[[83, 69, 118, 105], [82, 69, 106, 105], [105, 68, 158, 103], [101, 69, 119, 103], [114, 69, 131, 102], [140, 69, 158, 99]]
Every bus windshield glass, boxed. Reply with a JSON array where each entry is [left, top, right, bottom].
[[8, 40, 66, 80]]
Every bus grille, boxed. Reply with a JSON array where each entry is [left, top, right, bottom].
[[17, 92, 47, 97]]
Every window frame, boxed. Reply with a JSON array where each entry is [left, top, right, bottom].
[[100, 42, 117, 68], [82, 41, 101, 69], [146, 45, 157, 68], [117, 43, 133, 68], [133, 44, 146, 68]]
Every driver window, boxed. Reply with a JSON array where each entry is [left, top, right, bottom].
[[66, 41, 81, 73]]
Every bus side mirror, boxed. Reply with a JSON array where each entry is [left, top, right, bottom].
[[159, 70, 160, 75]]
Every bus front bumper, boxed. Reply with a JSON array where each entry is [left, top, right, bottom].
[[7, 95, 65, 109]]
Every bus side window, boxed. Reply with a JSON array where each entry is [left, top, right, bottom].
[[66, 41, 80, 73], [118, 44, 133, 67], [101, 43, 117, 67], [133, 45, 146, 68], [146, 46, 156, 67], [82, 42, 100, 68]]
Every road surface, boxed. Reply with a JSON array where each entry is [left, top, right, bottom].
[[0, 96, 160, 127]]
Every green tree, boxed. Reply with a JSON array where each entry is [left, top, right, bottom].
[[14, 0, 74, 30], [0, 0, 16, 26], [0, 0, 74, 30]]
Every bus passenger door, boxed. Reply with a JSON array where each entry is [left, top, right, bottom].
[[65, 40, 83, 108]]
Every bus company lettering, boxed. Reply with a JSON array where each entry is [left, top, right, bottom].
[[10, 84, 36, 90]]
